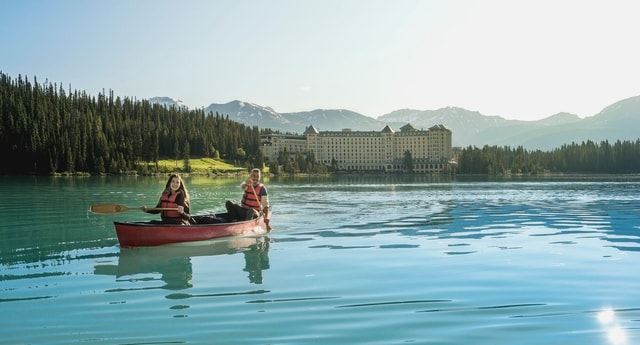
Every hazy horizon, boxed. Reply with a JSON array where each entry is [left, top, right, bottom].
[[2, 0, 639, 121]]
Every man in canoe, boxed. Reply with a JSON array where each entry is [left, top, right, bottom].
[[225, 168, 270, 226]]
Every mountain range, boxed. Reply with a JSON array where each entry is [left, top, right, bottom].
[[148, 96, 640, 151]]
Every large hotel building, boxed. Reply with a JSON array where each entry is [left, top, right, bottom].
[[260, 123, 455, 173]]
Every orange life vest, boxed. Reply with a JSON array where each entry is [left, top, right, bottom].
[[160, 191, 183, 223], [241, 184, 264, 211]]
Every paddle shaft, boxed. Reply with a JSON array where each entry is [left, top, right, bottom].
[[90, 203, 178, 214]]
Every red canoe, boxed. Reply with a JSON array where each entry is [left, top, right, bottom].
[[114, 212, 271, 247]]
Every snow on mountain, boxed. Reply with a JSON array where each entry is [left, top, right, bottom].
[[204, 100, 292, 128], [147, 97, 189, 110], [148, 97, 188, 110]]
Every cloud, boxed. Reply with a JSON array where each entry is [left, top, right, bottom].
[[299, 86, 312, 93]]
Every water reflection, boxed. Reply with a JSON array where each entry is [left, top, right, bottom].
[[281, 182, 640, 255], [94, 236, 271, 288], [243, 239, 270, 284]]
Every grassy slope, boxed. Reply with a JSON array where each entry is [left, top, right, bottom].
[[154, 157, 246, 175]]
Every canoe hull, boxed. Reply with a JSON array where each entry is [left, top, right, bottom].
[[114, 213, 270, 247]]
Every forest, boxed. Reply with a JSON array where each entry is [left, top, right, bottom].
[[1, 71, 639, 176], [0, 72, 266, 175], [456, 141, 640, 175]]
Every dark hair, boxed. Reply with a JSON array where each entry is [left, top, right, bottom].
[[163, 174, 190, 207]]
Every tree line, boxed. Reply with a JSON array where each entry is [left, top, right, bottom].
[[456, 140, 640, 174], [2, 71, 639, 176], [0, 72, 265, 175]]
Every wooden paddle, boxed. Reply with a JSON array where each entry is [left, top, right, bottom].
[[249, 184, 272, 232], [89, 203, 178, 215]]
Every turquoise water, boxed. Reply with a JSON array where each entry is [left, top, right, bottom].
[[1, 175, 639, 344]]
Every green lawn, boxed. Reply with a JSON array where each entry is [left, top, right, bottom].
[[150, 157, 247, 175]]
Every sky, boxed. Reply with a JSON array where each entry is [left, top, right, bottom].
[[1, 0, 639, 121]]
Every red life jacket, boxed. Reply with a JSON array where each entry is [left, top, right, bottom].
[[160, 191, 183, 223], [241, 184, 264, 211]]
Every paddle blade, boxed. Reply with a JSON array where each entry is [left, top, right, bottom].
[[90, 204, 139, 214]]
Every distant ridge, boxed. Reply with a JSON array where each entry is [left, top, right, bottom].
[[148, 95, 640, 151]]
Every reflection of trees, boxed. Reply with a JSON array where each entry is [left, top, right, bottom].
[[270, 174, 455, 186]]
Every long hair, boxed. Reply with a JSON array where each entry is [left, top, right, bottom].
[[163, 173, 190, 207]]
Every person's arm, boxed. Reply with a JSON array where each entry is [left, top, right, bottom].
[[181, 205, 191, 220], [175, 194, 191, 220]]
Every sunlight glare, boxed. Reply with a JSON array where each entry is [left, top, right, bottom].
[[597, 308, 627, 345], [608, 327, 626, 345], [598, 308, 615, 324]]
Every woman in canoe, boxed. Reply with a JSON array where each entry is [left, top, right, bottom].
[[144, 174, 192, 225]]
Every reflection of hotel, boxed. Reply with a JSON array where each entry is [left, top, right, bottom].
[[260, 123, 454, 173]]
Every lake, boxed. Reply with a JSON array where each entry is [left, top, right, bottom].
[[1, 174, 639, 344]]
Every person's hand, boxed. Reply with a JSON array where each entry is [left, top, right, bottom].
[[142, 205, 147, 212], [177, 206, 184, 214]]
